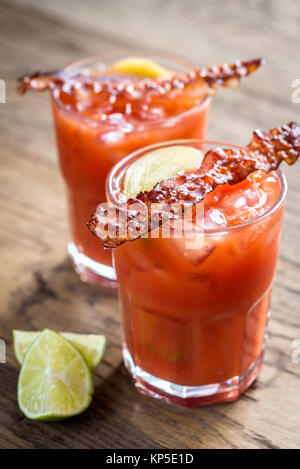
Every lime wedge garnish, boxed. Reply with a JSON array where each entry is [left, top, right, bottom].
[[13, 330, 106, 370], [18, 329, 93, 421], [61, 333, 106, 370], [13, 330, 40, 365], [123, 145, 203, 199], [111, 57, 170, 78]]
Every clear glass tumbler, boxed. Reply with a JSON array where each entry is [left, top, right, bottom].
[[107, 140, 287, 406], [51, 53, 211, 288]]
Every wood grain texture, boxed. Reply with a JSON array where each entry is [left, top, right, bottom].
[[0, 0, 300, 449]]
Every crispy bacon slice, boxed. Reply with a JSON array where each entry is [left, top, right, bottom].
[[88, 122, 300, 248], [17, 58, 264, 99], [17, 70, 64, 94]]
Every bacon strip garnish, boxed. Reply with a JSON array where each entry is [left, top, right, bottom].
[[87, 122, 300, 248], [17, 58, 264, 99]]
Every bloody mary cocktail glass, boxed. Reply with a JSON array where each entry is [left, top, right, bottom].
[[51, 53, 210, 288], [107, 140, 287, 406]]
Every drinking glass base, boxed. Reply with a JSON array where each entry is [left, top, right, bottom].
[[68, 242, 117, 289], [123, 347, 264, 407]]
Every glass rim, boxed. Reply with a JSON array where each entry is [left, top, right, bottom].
[[51, 51, 211, 128], [106, 138, 288, 237]]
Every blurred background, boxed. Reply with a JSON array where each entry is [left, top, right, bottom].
[[0, 0, 300, 449], [4, 0, 300, 142]]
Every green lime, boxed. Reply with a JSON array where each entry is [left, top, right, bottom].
[[13, 330, 106, 370], [123, 145, 204, 199], [60, 332, 106, 370], [18, 329, 93, 420], [13, 330, 39, 365]]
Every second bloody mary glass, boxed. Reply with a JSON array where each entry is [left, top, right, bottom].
[[107, 140, 287, 406], [51, 53, 211, 288]]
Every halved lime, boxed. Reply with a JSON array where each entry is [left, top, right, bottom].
[[123, 145, 204, 199], [13, 330, 106, 370], [111, 56, 170, 78], [18, 329, 93, 420]]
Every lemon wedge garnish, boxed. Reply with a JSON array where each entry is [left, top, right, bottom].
[[111, 56, 170, 78]]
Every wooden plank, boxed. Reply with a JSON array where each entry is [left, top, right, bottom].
[[0, 0, 300, 449]]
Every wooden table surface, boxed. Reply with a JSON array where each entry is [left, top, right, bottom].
[[0, 0, 300, 449]]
